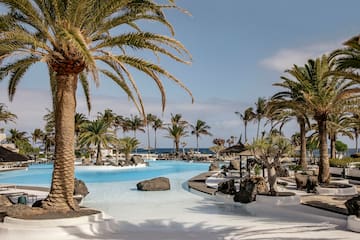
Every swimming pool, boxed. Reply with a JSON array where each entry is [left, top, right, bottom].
[[0, 160, 210, 186]]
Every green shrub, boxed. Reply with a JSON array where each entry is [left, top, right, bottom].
[[288, 165, 303, 172], [329, 157, 360, 168]]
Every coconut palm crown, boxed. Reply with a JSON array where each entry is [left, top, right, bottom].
[[0, 0, 192, 211]]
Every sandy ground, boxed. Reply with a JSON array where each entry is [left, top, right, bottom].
[[1, 171, 360, 239]]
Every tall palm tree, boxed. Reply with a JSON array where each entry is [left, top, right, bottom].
[[166, 124, 188, 155], [0, 0, 192, 211], [327, 113, 353, 159], [296, 55, 360, 183], [0, 103, 17, 125], [78, 119, 116, 166], [31, 128, 44, 145], [346, 113, 360, 152], [255, 97, 267, 139], [190, 120, 212, 152], [74, 113, 88, 137], [127, 115, 145, 138], [152, 118, 163, 153], [97, 109, 116, 126], [145, 113, 156, 151], [271, 73, 311, 169], [235, 107, 255, 143]]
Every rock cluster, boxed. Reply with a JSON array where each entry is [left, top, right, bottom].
[[345, 196, 360, 217], [74, 178, 89, 197], [218, 179, 236, 195], [137, 177, 170, 191], [234, 176, 269, 203], [295, 173, 318, 192]]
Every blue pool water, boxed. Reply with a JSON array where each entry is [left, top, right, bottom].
[[0, 161, 209, 186]]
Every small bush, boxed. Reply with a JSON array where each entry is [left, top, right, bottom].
[[329, 157, 360, 168], [288, 165, 303, 172]]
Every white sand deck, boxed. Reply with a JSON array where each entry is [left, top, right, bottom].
[[1, 171, 360, 239]]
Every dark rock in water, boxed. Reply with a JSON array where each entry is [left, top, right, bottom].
[[233, 176, 269, 203], [130, 155, 145, 165], [0, 195, 13, 207], [228, 160, 240, 170], [209, 162, 220, 171], [218, 179, 236, 195], [74, 178, 89, 197], [345, 196, 360, 217], [137, 177, 170, 191]]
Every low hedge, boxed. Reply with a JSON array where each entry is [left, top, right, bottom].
[[329, 157, 360, 168]]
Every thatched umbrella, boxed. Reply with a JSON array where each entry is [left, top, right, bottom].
[[0, 146, 28, 164]]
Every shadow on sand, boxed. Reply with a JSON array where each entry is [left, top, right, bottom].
[[61, 217, 343, 240]]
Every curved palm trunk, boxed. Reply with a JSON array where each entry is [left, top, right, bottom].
[[317, 118, 330, 183], [42, 74, 78, 211], [96, 143, 102, 165], [299, 118, 307, 169], [256, 119, 261, 140]]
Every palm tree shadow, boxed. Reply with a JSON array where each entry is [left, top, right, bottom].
[[61, 216, 346, 240]]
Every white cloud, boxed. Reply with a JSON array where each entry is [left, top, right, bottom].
[[260, 41, 343, 72]]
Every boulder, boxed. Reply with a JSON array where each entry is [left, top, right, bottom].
[[234, 176, 269, 203], [234, 180, 257, 203], [137, 177, 170, 191], [130, 155, 145, 165], [276, 166, 289, 177], [74, 178, 89, 197], [228, 160, 240, 170], [295, 173, 308, 189], [345, 196, 360, 217], [295, 173, 318, 192], [209, 162, 220, 171], [0, 195, 13, 207], [218, 179, 236, 195]]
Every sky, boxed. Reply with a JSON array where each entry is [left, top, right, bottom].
[[1, 0, 360, 149]]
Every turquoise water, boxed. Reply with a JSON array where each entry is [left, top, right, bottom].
[[0, 161, 209, 186]]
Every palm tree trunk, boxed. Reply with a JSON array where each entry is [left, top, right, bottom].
[[42, 74, 78, 211], [355, 131, 359, 153], [175, 140, 179, 155], [96, 143, 102, 165], [154, 129, 157, 153], [196, 135, 199, 152], [244, 122, 247, 143], [147, 124, 151, 152], [299, 118, 307, 169], [317, 118, 330, 183], [256, 120, 260, 140], [330, 134, 336, 159]]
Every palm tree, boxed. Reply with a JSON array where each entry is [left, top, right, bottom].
[[0, 0, 191, 211], [152, 118, 164, 153], [78, 119, 116, 166], [0, 103, 17, 125], [166, 124, 188, 155], [31, 128, 44, 145], [271, 73, 311, 169], [127, 115, 145, 138], [74, 113, 88, 137], [235, 107, 255, 143], [118, 137, 140, 163], [296, 55, 360, 183], [97, 109, 116, 126], [190, 120, 212, 152], [327, 113, 353, 159], [346, 113, 360, 152], [170, 113, 188, 127], [145, 114, 157, 151], [7, 128, 29, 148], [255, 97, 267, 139]]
